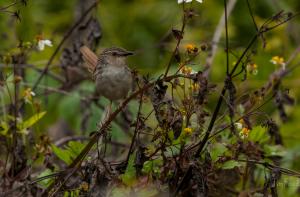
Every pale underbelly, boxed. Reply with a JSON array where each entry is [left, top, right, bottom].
[[95, 67, 132, 101]]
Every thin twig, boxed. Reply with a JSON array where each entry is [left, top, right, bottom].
[[224, 0, 230, 75], [204, 0, 237, 77], [174, 10, 298, 196], [0, 1, 19, 11], [164, 2, 187, 77], [125, 88, 144, 165], [45, 74, 185, 195], [31, 1, 99, 91]]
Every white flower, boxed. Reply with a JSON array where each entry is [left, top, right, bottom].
[[234, 122, 243, 130], [37, 39, 52, 51], [178, 0, 203, 4]]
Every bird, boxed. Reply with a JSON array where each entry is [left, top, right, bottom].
[[80, 45, 134, 117]]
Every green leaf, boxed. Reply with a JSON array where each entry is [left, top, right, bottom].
[[221, 160, 242, 169], [51, 141, 86, 165], [142, 157, 163, 176], [51, 144, 73, 165], [210, 143, 227, 162], [264, 145, 286, 157], [248, 126, 269, 144], [67, 141, 86, 157], [17, 111, 46, 131], [37, 169, 54, 188], [0, 121, 9, 136], [120, 154, 136, 186]]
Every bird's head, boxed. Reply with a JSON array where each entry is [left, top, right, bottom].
[[100, 47, 134, 66]]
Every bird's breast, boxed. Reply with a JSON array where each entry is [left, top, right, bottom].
[[95, 65, 132, 100]]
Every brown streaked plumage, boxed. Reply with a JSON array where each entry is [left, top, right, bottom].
[[80, 46, 133, 101]]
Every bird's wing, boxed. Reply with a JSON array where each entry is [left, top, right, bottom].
[[80, 46, 98, 73]]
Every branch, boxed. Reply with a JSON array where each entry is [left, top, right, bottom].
[[31, 1, 99, 91], [45, 74, 185, 195], [203, 0, 237, 77]]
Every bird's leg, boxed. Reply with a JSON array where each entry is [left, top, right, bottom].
[[96, 101, 112, 164], [98, 100, 112, 129], [108, 100, 112, 118]]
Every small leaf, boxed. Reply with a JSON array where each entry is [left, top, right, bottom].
[[37, 169, 54, 188], [18, 111, 46, 131], [264, 145, 286, 157], [210, 143, 227, 162], [67, 141, 85, 158], [121, 154, 137, 186], [249, 126, 269, 144], [0, 121, 9, 136], [221, 160, 242, 169], [51, 144, 72, 165], [142, 157, 163, 176]]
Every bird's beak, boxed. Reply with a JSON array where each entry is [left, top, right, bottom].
[[122, 51, 134, 56]]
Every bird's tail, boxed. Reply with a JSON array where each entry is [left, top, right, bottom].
[[80, 46, 98, 73]]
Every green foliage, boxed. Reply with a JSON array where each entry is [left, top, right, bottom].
[[0, 111, 46, 137], [63, 190, 80, 197], [37, 169, 53, 188], [142, 157, 163, 177], [18, 111, 46, 133], [0, 0, 300, 196], [120, 154, 137, 186], [263, 144, 286, 157], [51, 141, 85, 165], [248, 126, 270, 144], [0, 120, 9, 136], [210, 142, 228, 162], [221, 160, 242, 170]]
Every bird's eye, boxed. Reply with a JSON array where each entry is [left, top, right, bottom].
[[112, 52, 117, 56]]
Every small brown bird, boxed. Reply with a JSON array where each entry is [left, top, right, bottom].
[[80, 46, 133, 99], [80, 46, 133, 115]]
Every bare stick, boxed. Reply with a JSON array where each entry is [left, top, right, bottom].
[[203, 0, 237, 77]]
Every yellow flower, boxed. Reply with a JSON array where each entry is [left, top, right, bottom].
[[80, 182, 89, 191], [186, 44, 198, 54], [239, 119, 245, 125], [270, 56, 285, 65], [247, 63, 258, 75], [239, 127, 250, 139], [180, 66, 193, 75], [23, 88, 35, 102], [189, 83, 200, 92], [183, 127, 193, 135], [180, 109, 187, 116], [270, 56, 286, 69]]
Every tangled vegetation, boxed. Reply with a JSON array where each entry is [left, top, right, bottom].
[[0, 0, 300, 196]]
